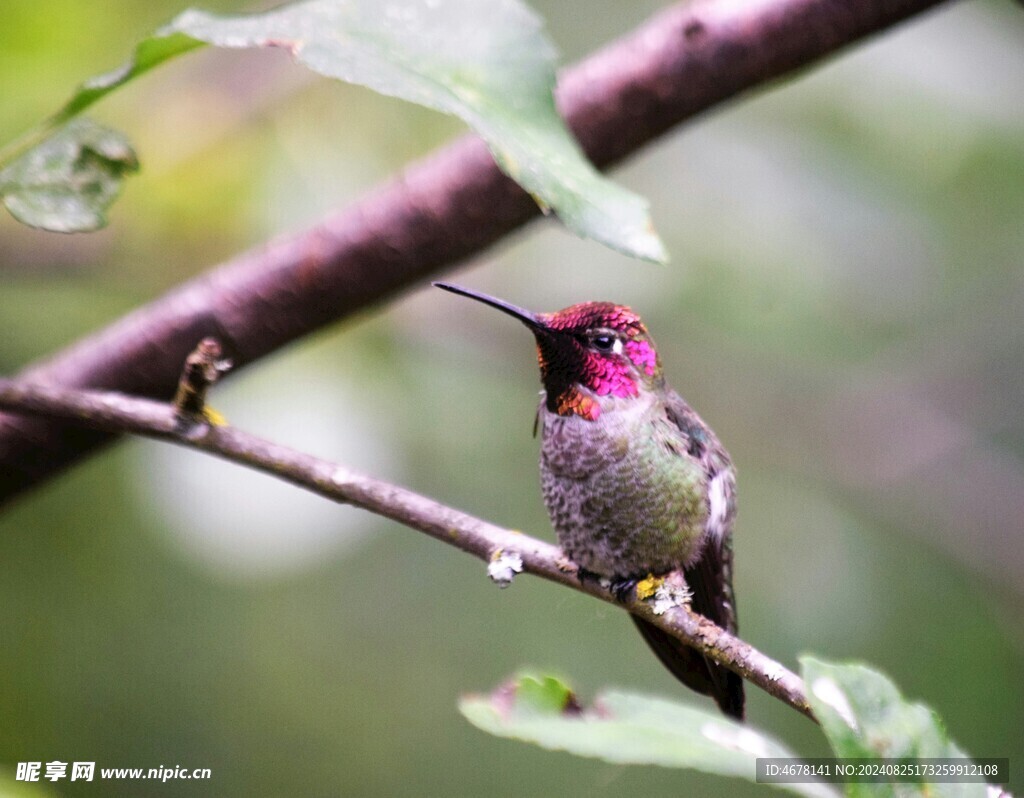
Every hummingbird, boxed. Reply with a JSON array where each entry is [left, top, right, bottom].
[[435, 282, 743, 719]]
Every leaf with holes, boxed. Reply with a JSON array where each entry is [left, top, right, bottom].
[[0, 119, 138, 232], [460, 673, 837, 798]]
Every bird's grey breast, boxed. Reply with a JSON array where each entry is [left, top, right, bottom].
[[537, 392, 701, 576]]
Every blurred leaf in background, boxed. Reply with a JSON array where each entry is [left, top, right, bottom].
[[0, 0, 665, 259], [1, 0, 1022, 796]]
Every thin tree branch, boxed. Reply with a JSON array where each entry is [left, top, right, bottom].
[[0, 0, 950, 504], [0, 374, 814, 721]]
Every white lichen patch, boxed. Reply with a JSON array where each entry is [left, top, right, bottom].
[[487, 549, 523, 588], [764, 661, 785, 682], [811, 677, 859, 732], [650, 580, 692, 616]]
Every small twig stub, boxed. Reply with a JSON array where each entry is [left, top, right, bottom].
[[173, 337, 232, 419]]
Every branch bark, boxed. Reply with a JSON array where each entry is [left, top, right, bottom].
[[0, 375, 815, 720], [0, 0, 950, 503]]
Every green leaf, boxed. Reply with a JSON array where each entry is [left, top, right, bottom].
[[165, 0, 666, 261], [460, 673, 838, 798], [0, 118, 139, 232], [507, 674, 580, 717], [6, 0, 666, 259], [801, 657, 989, 798], [50, 32, 205, 127]]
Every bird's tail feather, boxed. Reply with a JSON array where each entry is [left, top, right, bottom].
[[630, 615, 745, 720]]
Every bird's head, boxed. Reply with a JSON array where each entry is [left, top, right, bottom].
[[435, 282, 662, 420]]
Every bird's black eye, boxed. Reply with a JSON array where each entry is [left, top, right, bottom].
[[592, 334, 615, 351]]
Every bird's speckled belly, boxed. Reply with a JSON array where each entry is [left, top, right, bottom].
[[539, 401, 707, 578]]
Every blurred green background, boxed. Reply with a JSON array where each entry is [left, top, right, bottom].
[[2, 0, 1023, 795]]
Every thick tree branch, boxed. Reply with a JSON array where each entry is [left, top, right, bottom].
[[0, 374, 814, 721], [0, 0, 950, 503]]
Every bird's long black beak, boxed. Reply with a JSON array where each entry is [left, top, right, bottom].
[[433, 282, 545, 331]]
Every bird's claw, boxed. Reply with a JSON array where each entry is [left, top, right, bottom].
[[609, 577, 639, 603]]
